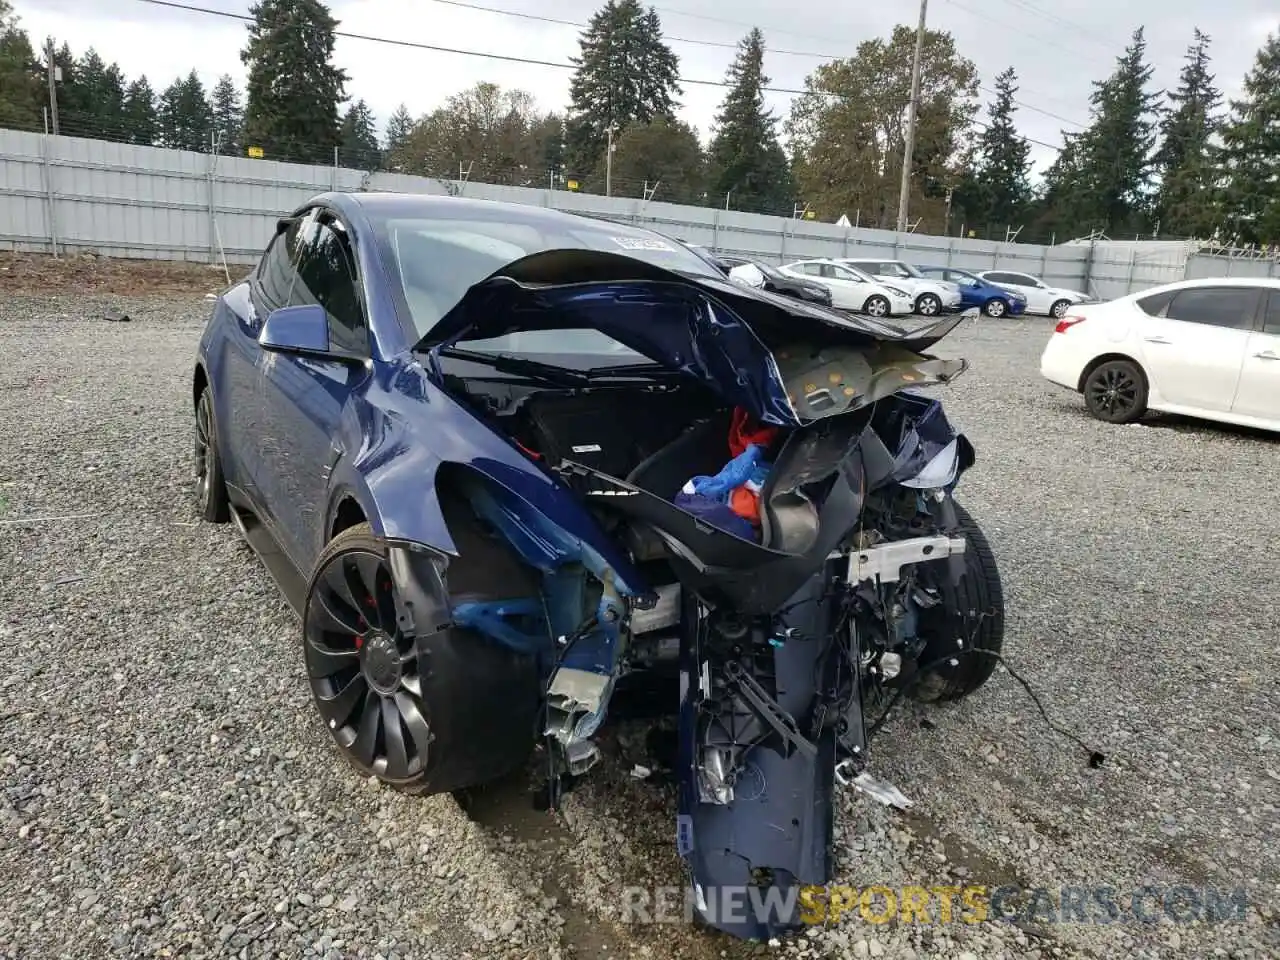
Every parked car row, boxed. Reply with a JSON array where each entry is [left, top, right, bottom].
[[683, 246, 1092, 320]]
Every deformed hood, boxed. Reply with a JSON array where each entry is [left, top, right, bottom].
[[419, 249, 967, 426]]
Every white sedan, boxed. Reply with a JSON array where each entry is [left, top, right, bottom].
[[978, 269, 1091, 318], [779, 259, 914, 316], [1040, 277, 1280, 431]]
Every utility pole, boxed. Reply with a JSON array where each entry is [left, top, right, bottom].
[[896, 0, 928, 233], [44, 37, 60, 136], [605, 124, 617, 197]]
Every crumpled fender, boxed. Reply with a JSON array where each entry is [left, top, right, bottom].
[[340, 358, 652, 599]]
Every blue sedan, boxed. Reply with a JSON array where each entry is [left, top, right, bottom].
[[917, 265, 1027, 317], [192, 192, 1002, 941]]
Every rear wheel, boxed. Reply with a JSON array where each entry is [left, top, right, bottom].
[[912, 503, 1004, 703], [982, 297, 1007, 318], [1083, 359, 1147, 424], [863, 295, 890, 317], [194, 386, 230, 523]]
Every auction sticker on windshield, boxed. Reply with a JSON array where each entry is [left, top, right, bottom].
[[611, 237, 677, 252]]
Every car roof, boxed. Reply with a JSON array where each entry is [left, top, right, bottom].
[[319, 192, 680, 244]]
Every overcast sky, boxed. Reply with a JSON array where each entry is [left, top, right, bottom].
[[10, 0, 1278, 171]]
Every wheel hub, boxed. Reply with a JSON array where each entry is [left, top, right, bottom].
[[361, 631, 401, 693]]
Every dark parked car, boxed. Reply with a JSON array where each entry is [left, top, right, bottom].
[[719, 255, 834, 306], [916, 265, 1028, 317], [192, 194, 1004, 941]]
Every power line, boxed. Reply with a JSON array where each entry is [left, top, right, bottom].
[[131, 0, 1068, 153], [417, 0, 1080, 128], [421, 0, 1086, 128], [133, 0, 810, 94], [990, 0, 1125, 54], [425, 0, 843, 59]]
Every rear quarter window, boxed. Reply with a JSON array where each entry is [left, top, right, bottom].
[[1136, 290, 1176, 317]]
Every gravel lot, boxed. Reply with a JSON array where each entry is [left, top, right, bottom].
[[1, 260, 1277, 960]]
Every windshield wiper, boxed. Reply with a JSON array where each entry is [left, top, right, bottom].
[[436, 348, 591, 386], [582, 361, 680, 379], [437, 348, 676, 385]]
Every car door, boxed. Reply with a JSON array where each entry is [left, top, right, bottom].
[[1136, 285, 1260, 413], [1231, 289, 1280, 423], [256, 207, 372, 570], [228, 217, 305, 503], [818, 262, 868, 309]]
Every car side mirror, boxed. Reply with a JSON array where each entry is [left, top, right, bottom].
[[259, 304, 362, 361]]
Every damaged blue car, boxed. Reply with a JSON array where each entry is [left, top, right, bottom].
[[192, 193, 1005, 941]]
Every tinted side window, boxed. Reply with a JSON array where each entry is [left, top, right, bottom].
[[256, 220, 303, 312], [1165, 287, 1259, 330], [1264, 292, 1280, 335], [293, 217, 367, 354], [1136, 289, 1176, 316], [985, 272, 1017, 284]]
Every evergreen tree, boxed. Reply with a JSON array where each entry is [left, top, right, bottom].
[[963, 67, 1031, 229], [1152, 30, 1222, 238], [82, 52, 127, 135], [339, 98, 380, 168], [0, 2, 43, 131], [158, 70, 213, 152], [1053, 28, 1161, 235], [60, 49, 127, 139], [564, 0, 681, 182], [531, 112, 566, 182], [211, 74, 244, 153], [1217, 31, 1280, 244], [1026, 132, 1086, 239], [706, 28, 794, 215], [241, 0, 348, 164], [48, 42, 85, 134], [384, 103, 413, 171], [122, 76, 158, 145]]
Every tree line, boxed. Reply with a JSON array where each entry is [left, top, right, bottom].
[[1, 0, 1277, 244]]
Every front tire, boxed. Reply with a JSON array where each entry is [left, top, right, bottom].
[[863, 295, 890, 317], [912, 503, 1004, 703], [194, 386, 230, 523], [915, 293, 941, 316], [1050, 299, 1071, 319], [302, 521, 540, 796], [1083, 359, 1147, 424], [982, 297, 1007, 318]]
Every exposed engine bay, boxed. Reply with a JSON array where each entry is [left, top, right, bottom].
[[439, 346, 976, 768]]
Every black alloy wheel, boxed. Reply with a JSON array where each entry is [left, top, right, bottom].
[[304, 525, 434, 786], [1083, 360, 1147, 424], [916, 293, 942, 316], [194, 387, 229, 522]]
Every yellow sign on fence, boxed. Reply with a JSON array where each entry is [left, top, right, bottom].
[[566, 179, 580, 191], [247, 145, 264, 159]]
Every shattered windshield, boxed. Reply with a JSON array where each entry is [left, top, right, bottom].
[[376, 213, 719, 356]]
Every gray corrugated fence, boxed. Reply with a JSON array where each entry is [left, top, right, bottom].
[[2, 128, 1271, 298]]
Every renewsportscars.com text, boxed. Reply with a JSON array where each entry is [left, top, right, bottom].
[[620, 883, 1250, 927]]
